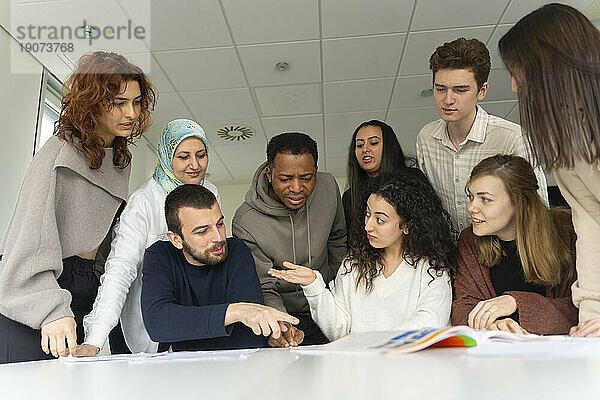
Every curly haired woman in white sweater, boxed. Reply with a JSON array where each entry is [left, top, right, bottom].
[[269, 172, 455, 341]]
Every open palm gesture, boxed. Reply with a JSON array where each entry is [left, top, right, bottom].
[[268, 261, 316, 286]]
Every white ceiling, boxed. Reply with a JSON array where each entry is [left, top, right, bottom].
[[5, 0, 595, 183]]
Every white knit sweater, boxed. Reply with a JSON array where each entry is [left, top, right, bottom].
[[301, 258, 452, 341]]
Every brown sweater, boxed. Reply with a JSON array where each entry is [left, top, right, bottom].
[[451, 211, 578, 335]]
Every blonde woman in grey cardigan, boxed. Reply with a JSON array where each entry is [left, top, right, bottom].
[[0, 51, 156, 364]]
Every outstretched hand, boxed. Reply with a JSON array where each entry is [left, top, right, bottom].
[[268, 261, 317, 286], [225, 303, 299, 339]]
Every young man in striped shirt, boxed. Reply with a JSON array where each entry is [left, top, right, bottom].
[[416, 37, 548, 236]]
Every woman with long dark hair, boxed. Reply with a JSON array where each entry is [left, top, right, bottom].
[[452, 155, 577, 335], [0, 51, 156, 363], [269, 172, 455, 340], [343, 120, 425, 244], [498, 3, 600, 337]]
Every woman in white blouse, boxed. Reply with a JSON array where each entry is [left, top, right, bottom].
[[74, 119, 220, 355], [269, 172, 455, 341]]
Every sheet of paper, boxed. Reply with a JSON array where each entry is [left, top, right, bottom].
[[130, 349, 259, 363], [60, 348, 259, 364], [291, 331, 420, 356], [469, 337, 600, 358]]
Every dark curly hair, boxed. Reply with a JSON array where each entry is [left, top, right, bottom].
[[56, 51, 157, 170], [429, 37, 491, 90], [266, 132, 318, 167], [346, 172, 456, 292]]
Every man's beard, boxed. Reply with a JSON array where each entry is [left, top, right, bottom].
[[182, 239, 228, 265]]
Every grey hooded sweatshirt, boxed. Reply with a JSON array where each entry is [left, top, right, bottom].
[[232, 162, 347, 314]]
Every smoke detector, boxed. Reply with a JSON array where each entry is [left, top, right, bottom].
[[217, 124, 255, 142]]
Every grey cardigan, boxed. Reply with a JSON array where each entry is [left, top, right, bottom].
[[0, 136, 129, 329]]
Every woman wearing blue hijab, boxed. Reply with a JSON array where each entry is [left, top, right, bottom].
[[73, 119, 221, 356]]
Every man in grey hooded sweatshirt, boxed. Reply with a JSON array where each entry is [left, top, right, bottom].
[[232, 132, 347, 346]]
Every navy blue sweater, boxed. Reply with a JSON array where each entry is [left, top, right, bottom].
[[141, 237, 268, 351]]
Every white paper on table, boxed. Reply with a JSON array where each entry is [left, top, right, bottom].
[[60, 348, 259, 364], [129, 348, 259, 363], [468, 336, 600, 358], [291, 330, 421, 356]]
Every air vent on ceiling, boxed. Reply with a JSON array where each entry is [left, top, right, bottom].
[[217, 124, 255, 142]]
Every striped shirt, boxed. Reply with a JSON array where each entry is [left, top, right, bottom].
[[416, 105, 548, 235]]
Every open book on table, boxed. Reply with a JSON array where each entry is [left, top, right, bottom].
[[291, 326, 570, 356]]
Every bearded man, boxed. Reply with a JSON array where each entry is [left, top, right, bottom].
[[141, 184, 298, 352]]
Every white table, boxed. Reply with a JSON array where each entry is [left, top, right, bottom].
[[1, 347, 599, 400]]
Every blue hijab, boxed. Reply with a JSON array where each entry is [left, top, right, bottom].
[[152, 119, 210, 193]]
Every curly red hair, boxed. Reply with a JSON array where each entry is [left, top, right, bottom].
[[55, 51, 157, 169]]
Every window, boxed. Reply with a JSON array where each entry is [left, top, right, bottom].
[[35, 69, 62, 153]]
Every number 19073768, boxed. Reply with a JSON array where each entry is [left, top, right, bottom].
[[20, 42, 74, 53]]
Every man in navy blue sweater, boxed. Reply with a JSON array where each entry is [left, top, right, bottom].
[[141, 184, 299, 352]]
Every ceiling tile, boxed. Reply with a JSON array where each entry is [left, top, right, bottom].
[[1, 0, 9, 27], [324, 78, 394, 113], [149, 0, 232, 51], [485, 69, 516, 102], [324, 156, 348, 177], [261, 115, 324, 164], [181, 88, 258, 122], [487, 24, 513, 70], [412, 0, 509, 31], [400, 26, 494, 75], [238, 41, 321, 86], [325, 137, 351, 159], [202, 152, 234, 183], [396, 133, 418, 156], [17, 0, 150, 57], [194, 119, 266, 148], [146, 93, 194, 143], [501, 0, 593, 23], [479, 100, 517, 119], [124, 53, 175, 94], [386, 107, 439, 134], [221, 0, 319, 45], [154, 47, 245, 91], [224, 161, 266, 182], [323, 34, 405, 81], [390, 74, 434, 109], [324, 110, 387, 139], [262, 114, 324, 141], [255, 84, 322, 117], [505, 104, 520, 124], [212, 140, 267, 165], [321, 0, 413, 38], [143, 125, 162, 148]]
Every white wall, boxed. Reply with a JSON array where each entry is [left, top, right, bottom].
[[217, 182, 251, 234], [0, 27, 44, 239]]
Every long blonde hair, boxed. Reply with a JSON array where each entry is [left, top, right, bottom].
[[470, 155, 571, 287]]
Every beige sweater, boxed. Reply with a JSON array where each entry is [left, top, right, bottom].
[[0, 136, 129, 329], [554, 160, 600, 322]]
